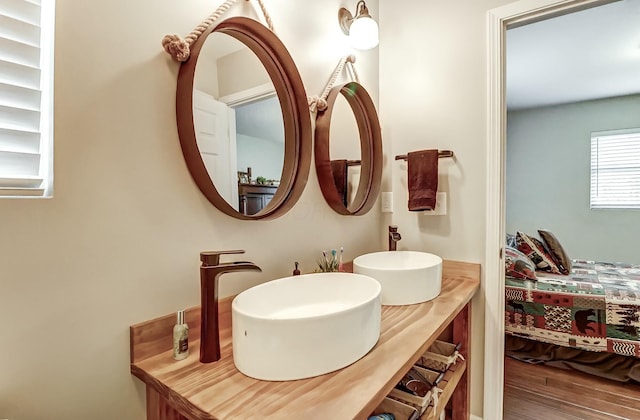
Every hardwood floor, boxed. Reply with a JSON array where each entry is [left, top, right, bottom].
[[504, 357, 640, 420]]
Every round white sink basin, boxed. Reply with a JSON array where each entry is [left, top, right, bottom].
[[353, 251, 443, 305], [232, 272, 381, 381]]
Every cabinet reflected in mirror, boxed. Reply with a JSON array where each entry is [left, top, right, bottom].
[[315, 82, 382, 215], [176, 17, 311, 220]]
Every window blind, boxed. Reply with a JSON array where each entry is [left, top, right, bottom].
[[590, 129, 640, 209], [0, 0, 52, 197]]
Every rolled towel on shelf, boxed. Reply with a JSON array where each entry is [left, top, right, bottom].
[[407, 149, 438, 211]]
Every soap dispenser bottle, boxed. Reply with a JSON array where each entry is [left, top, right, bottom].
[[173, 310, 189, 360]]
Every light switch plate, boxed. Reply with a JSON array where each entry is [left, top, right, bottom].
[[381, 192, 393, 213], [422, 192, 447, 216]]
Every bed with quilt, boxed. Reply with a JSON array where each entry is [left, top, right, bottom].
[[504, 230, 640, 358]]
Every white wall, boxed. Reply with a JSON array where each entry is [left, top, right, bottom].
[[507, 94, 640, 264], [236, 134, 283, 181], [379, 0, 513, 416], [0, 1, 381, 419], [217, 47, 270, 98]]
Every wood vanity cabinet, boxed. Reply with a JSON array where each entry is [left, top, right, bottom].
[[238, 183, 278, 215], [130, 260, 480, 420]]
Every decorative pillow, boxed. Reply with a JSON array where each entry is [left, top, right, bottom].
[[505, 246, 537, 280], [516, 231, 561, 274], [506, 233, 517, 248], [538, 229, 571, 275]]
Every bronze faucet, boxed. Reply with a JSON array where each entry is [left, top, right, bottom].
[[199, 250, 261, 363], [388, 225, 401, 251]]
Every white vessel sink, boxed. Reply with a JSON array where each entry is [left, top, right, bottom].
[[353, 251, 443, 305], [231, 272, 381, 381]]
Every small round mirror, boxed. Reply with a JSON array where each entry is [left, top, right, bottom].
[[315, 82, 382, 215], [176, 17, 312, 220]]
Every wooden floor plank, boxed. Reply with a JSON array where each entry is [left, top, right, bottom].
[[504, 386, 627, 420], [504, 357, 640, 420], [505, 357, 640, 402]]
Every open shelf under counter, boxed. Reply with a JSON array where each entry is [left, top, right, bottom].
[[130, 260, 480, 420], [422, 358, 468, 419]]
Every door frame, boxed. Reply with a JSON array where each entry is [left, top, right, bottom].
[[484, 0, 612, 418]]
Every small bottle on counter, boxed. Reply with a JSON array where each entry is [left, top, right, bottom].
[[293, 261, 301, 276], [173, 310, 189, 360]]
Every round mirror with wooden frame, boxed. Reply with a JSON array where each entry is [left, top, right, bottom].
[[176, 17, 312, 220], [315, 82, 382, 215]]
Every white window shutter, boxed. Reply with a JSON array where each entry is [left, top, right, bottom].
[[0, 0, 53, 197], [590, 129, 640, 209]]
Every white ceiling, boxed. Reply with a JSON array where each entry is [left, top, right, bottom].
[[506, 0, 640, 110]]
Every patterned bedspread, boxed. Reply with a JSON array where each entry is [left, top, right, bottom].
[[505, 259, 640, 357]]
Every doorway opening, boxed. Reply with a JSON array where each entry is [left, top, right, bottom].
[[484, 1, 626, 419]]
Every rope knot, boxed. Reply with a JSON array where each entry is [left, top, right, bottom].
[[307, 96, 329, 112], [308, 96, 328, 113], [162, 34, 191, 62], [431, 386, 443, 413], [315, 97, 328, 112]]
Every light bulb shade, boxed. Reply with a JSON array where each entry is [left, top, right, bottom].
[[348, 15, 379, 50]]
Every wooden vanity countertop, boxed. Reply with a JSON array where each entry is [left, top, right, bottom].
[[130, 260, 480, 420]]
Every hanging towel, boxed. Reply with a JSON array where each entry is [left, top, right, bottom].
[[407, 149, 438, 211], [331, 159, 348, 206]]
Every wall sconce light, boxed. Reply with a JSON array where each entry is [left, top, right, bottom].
[[338, 1, 379, 50]]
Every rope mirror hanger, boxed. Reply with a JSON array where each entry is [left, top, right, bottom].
[[161, 0, 274, 62], [309, 54, 360, 113]]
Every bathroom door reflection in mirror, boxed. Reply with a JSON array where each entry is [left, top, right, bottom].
[[193, 32, 284, 214]]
